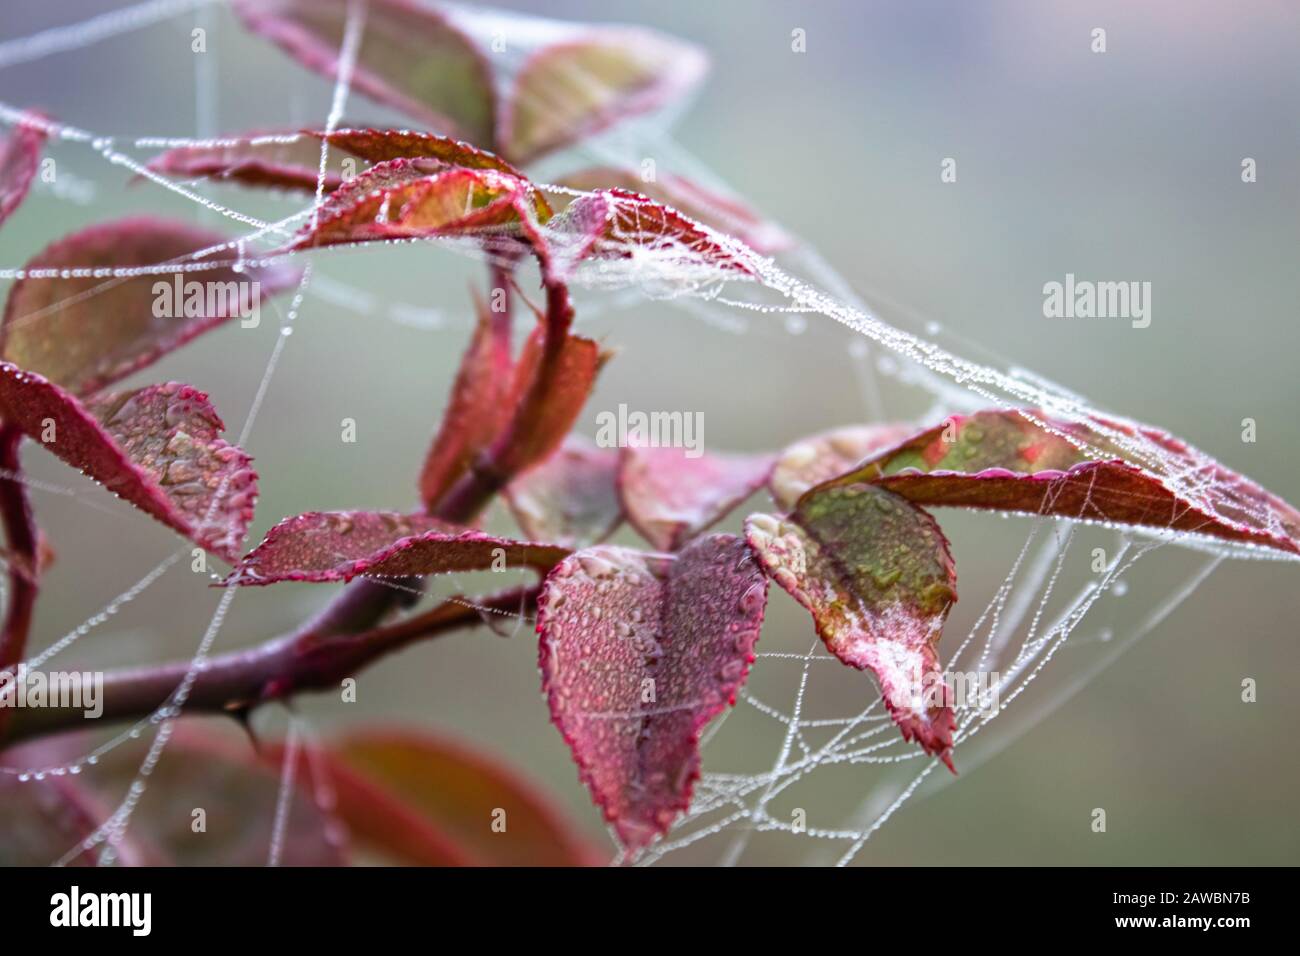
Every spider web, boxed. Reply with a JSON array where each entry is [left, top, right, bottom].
[[0, 0, 1292, 868]]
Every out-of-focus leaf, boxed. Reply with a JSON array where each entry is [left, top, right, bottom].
[[0, 217, 300, 396], [0, 367, 257, 562], [768, 423, 914, 511], [745, 483, 959, 768], [0, 771, 145, 866], [145, 129, 352, 193], [93, 728, 347, 865], [537, 534, 768, 851], [0, 727, 343, 865], [559, 166, 790, 254], [288, 159, 526, 251], [231, 0, 496, 146], [502, 27, 708, 164], [620, 444, 774, 551], [0, 115, 45, 228], [265, 727, 598, 866], [830, 409, 1300, 557], [505, 435, 622, 548], [228, 509, 568, 585]]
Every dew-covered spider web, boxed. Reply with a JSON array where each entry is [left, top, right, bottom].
[[0, 0, 1294, 868]]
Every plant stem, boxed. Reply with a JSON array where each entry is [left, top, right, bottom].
[[3, 585, 538, 745]]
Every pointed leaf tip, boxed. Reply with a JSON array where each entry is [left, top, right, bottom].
[[745, 482, 958, 766], [0, 366, 256, 562]]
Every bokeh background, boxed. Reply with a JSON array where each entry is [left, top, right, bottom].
[[2, 0, 1298, 865]]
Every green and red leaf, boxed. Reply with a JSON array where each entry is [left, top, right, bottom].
[[831, 409, 1300, 557], [745, 483, 959, 767], [620, 444, 774, 551], [0, 217, 300, 396], [537, 534, 768, 851], [228, 510, 569, 585], [232, 0, 496, 147], [502, 28, 708, 164], [0, 367, 257, 562], [768, 423, 915, 510], [288, 159, 526, 251]]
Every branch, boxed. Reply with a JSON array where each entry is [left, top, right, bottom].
[[4, 584, 539, 745]]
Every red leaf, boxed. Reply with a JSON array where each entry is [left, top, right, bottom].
[[418, 289, 514, 510], [0, 114, 45, 228], [145, 129, 352, 193], [829, 409, 1300, 557], [228, 509, 569, 585], [559, 166, 791, 254], [232, 0, 496, 147], [0, 216, 301, 396], [620, 444, 774, 551], [745, 483, 959, 768], [0, 367, 256, 562], [489, 323, 606, 480], [505, 435, 622, 548], [551, 189, 754, 278], [318, 127, 551, 219], [266, 726, 598, 866], [288, 159, 526, 251], [502, 28, 708, 164], [537, 534, 768, 850], [768, 423, 916, 510]]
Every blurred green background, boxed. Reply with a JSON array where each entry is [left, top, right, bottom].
[[1, 0, 1297, 865]]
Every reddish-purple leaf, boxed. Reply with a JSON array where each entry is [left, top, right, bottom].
[[502, 28, 708, 165], [537, 534, 768, 851], [768, 423, 915, 511], [745, 483, 959, 768], [0, 217, 300, 396], [505, 435, 622, 548], [228, 510, 569, 585], [288, 159, 526, 251], [487, 324, 607, 481], [145, 129, 352, 193], [828, 409, 1300, 557], [620, 444, 774, 551], [0, 114, 45, 228], [418, 289, 514, 510], [0, 366, 256, 562], [232, 0, 496, 147], [551, 189, 754, 278], [265, 726, 598, 866], [559, 166, 791, 254]]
